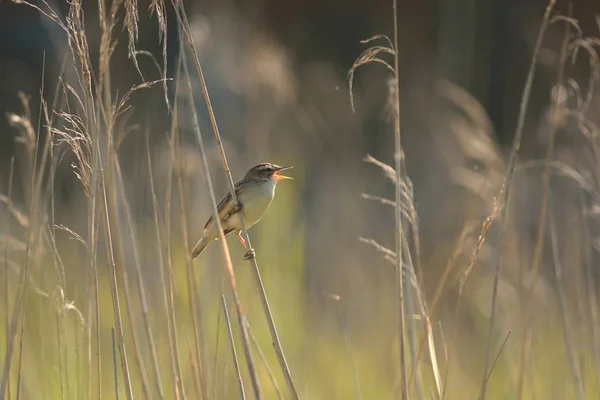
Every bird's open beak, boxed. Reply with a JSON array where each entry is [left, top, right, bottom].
[[273, 166, 293, 181]]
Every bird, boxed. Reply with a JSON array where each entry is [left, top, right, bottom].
[[190, 163, 293, 260]]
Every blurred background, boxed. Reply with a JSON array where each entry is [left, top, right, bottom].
[[1, 0, 600, 398]]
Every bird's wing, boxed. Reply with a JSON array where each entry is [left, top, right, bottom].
[[203, 178, 249, 231]]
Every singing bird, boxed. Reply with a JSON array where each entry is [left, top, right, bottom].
[[190, 163, 293, 260]]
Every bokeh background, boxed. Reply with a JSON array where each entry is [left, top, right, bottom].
[[2, 0, 600, 399]]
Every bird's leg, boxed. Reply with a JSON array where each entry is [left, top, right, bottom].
[[236, 231, 256, 260], [236, 231, 247, 248]]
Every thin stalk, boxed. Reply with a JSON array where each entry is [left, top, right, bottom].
[[337, 309, 362, 400], [116, 258, 153, 399], [3, 158, 14, 400], [548, 197, 585, 400], [15, 282, 26, 400], [175, 5, 297, 398], [56, 293, 65, 400], [164, 115, 188, 400], [98, 149, 134, 399], [484, 331, 512, 385], [244, 317, 284, 400], [178, 26, 262, 399], [212, 305, 223, 400], [94, 270, 101, 400], [116, 155, 162, 398], [221, 295, 247, 400], [516, 3, 570, 397], [185, 335, 202, 399], [392, 0, 408, 398], [112, 327, 120, 400], [480, 1, 557, 399], [1, 88, 50, 398], [174, 131, 209, 400], [147, 129, 181, 399]]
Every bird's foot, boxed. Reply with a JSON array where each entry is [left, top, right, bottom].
[[243, 248, 256, 260]]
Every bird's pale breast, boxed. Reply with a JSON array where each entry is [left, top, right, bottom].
[[226, 179, 276, 230]]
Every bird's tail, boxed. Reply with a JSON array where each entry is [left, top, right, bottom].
[[191, 236, 213, 259]]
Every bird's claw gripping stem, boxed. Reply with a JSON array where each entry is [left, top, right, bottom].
[[243, 248, 256, 260]]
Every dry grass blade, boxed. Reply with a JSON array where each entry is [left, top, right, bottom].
[[55, 224, 88, 249], [221, 295, 247, 400], [484, 331, 512, 384]]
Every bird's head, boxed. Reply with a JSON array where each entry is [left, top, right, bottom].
[[245, 163, 293, 182]]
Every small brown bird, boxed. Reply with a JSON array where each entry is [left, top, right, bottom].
[[190, 163, 293, 260]]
